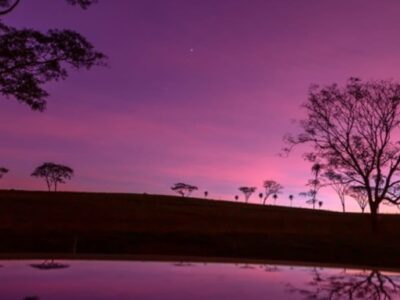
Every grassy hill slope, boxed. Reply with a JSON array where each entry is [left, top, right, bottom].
[[0, 190, 399, 268]]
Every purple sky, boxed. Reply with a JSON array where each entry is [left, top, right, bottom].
[[2, 0, 400, 212]]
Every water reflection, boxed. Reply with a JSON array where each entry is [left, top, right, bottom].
[[172, 261, 194, 267], [0, 259, 398, 300], [289, 268, 400, 300], [29, 259, 69, 270]]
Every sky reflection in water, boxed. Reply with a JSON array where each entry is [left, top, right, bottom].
[[1, 260, 399, 300]]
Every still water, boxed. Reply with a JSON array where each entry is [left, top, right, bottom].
[[1, 259, 399, 300]]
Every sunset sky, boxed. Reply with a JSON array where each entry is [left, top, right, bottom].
[[2, 0, 400, 212]]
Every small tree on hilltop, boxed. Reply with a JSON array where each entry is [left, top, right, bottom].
[[349, 186, 369, 213], [289, 194, 294, 207], [262, 180, 283, 205], [300, 162, 324, 209], [239, 186, 256, 203], [272, 193, 278, 205], [325, 171, 349, 213], [31, 162, 73, 191], [258, 192, 263, 202], [171, 183, 198, 197]]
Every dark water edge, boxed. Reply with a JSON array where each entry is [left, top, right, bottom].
[[1, 232, 399, 270], [3, 259, 400, 300]]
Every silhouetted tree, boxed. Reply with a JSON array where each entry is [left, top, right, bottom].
[[272, 193, 278, 205], [0, 167, 8, 179], [204, 191, 208, 198], [349, 185, 369, 213], [234, 195, 239, 201], [325, 170, 349, 213], [262, 180, 283, 205], [258, 192, 263, 202], [0, 0, 106, 110], [239, 186, 256, 203], [170, 183, 198, 197], [31, 162, 73, 191], [300, 162, 323, 209], [285, 78, 400, 227], [289, 194, 294, 206], [318, 201, 323, 209]]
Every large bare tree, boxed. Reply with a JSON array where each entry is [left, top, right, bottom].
[[285, 78, 400, 226]]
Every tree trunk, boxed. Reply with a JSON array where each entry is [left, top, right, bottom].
[[46, 177, 51, 192], [370, 202, 379, 232]]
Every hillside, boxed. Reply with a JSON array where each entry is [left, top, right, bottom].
[[0, 190, 399, 268]]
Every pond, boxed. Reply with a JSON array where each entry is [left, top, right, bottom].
[[1, 259, 400, 300]]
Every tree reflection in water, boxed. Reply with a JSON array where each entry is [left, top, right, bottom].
[[30, 259, 69, 270], [172, 261, 194, 267], [289, 267, 400, 300]]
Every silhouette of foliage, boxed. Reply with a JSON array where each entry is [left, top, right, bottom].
[[349, 185, 369, 213], [66, 0, 97, 9], [285, 78, 400, 224], [31, 162, 73, 191], [272, 193, 278, 205], [0, 166, 8, 179], [262, 180, 283, 205], [300, 162, 323, 209], [0, 0, 106, 110], [289, 194, 294, 206], [171, 182, 198, 197], [238, 186, 256, 203], [325, 170, 349, 213], [290, 268, 400, 300]]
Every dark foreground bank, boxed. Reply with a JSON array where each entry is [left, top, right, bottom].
[[0, 190, 399, 269]]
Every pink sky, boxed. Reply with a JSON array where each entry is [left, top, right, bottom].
[[2, 1, 400, 212]]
